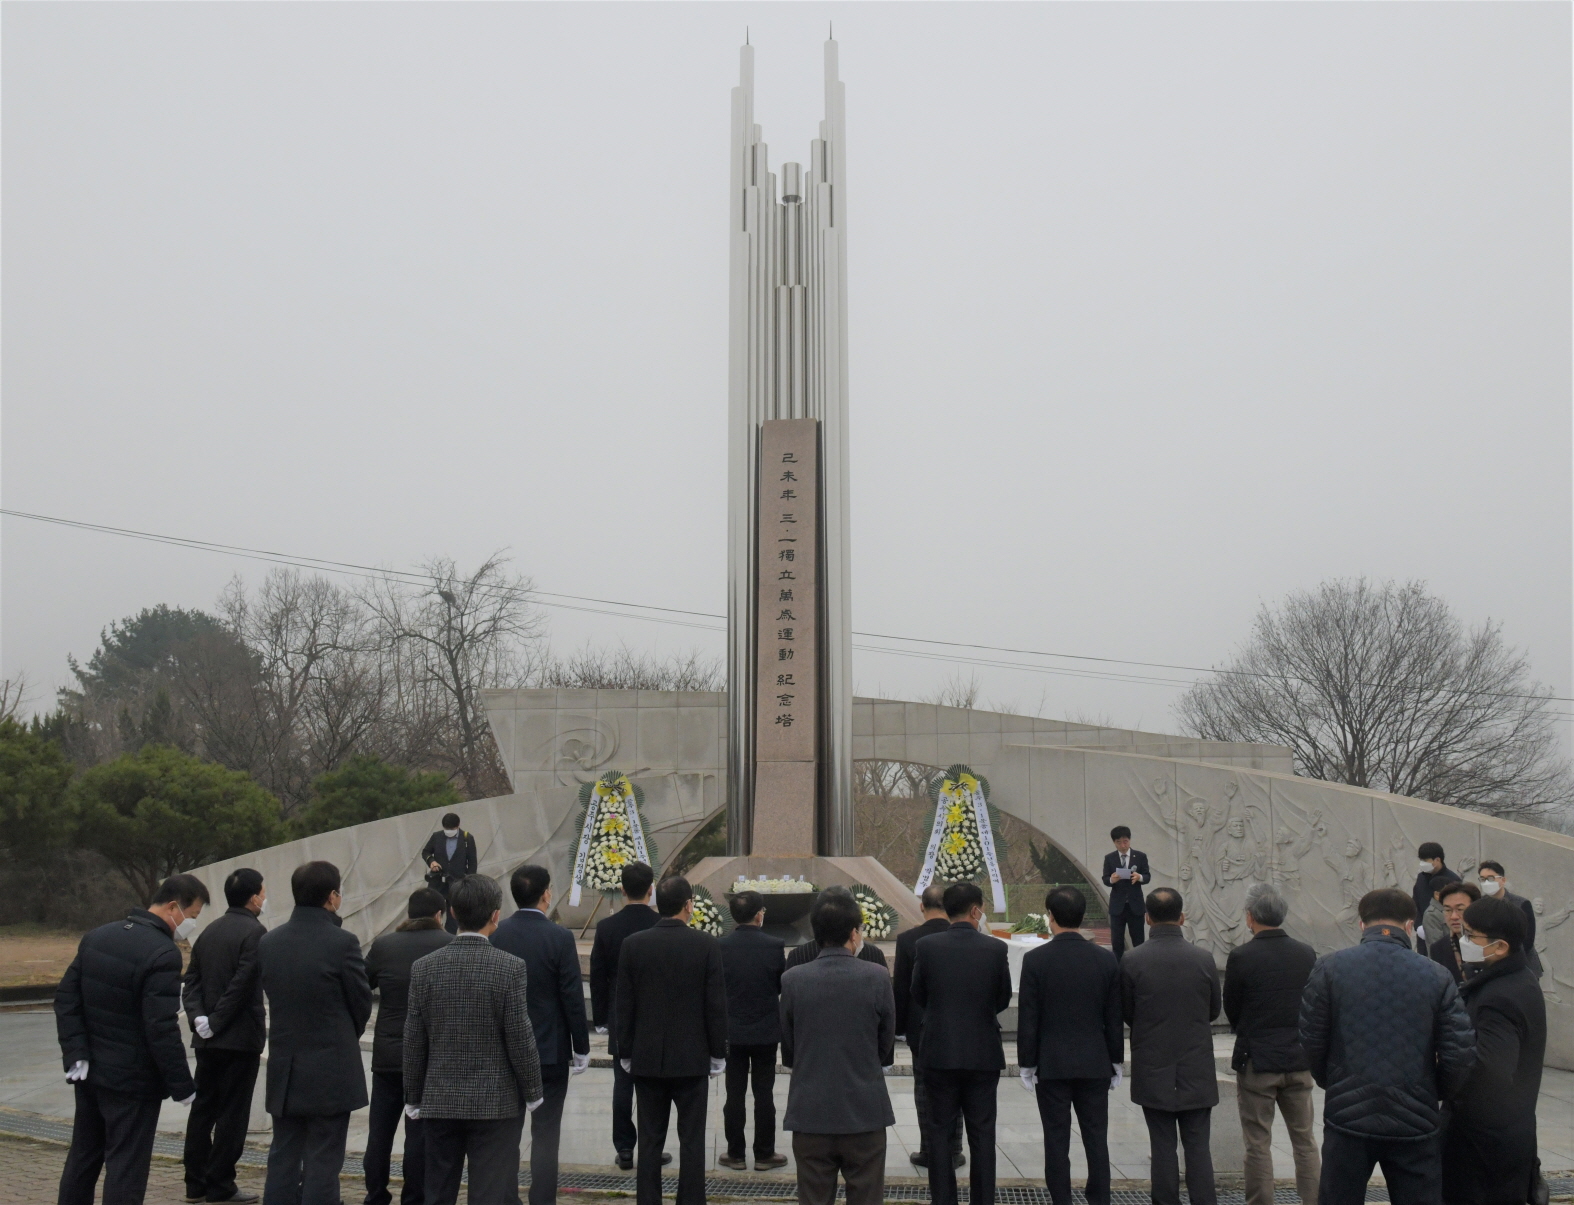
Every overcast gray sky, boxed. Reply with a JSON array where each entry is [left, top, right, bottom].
[[4, 2, 1570, 741]]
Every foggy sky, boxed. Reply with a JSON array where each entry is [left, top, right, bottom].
[[3, 2, 1570, 740]]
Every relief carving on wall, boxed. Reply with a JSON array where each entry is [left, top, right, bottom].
[[528, 715, 622, 788]]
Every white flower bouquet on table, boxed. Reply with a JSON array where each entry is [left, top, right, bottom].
[[729, 877, 816, 895], [568, 771, 658, 906], [1010, 913, 1050, 936], [850, 884, 898, 940]]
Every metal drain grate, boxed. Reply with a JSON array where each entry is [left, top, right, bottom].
[[2, 1107, 1566, 1202]]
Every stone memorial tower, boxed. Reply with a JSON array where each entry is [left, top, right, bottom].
[[725, 37, 854, 859]]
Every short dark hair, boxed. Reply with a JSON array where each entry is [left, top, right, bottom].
[[621, 861, 655, 900], [1357, 887, 1416, 926], [812, 892, 863, 947], [510, 864, 551, 909], [152, 874, 211, 909], [450, 875, 503, 931], [1429, 871, 1463, 898], [442, 813, 461, 829], [1045, 886, 1086, 928], [1479, 860, 1506, 878], [943, 881, 984, 918], [1464, 897, 1526, 953], [729, 890, 764, 925], [656, 876, 693, 918], [291, 861, 341, 908], [1146, 887, 1183, 924], [223, 868, 264, 909], [1110, 826, 1131, 841], [1439, 881, 1481, 906], [408, 887, 446, 918], [1418, 842, 1444, 861], [919, 883, 947, 912]]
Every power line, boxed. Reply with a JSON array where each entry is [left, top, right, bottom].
[[5, 507, 1572, 712]]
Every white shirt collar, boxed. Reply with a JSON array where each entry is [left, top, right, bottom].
[[454, 932, 490, 940]]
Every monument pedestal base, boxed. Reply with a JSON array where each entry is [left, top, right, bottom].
[[686, 855, 924, 944]]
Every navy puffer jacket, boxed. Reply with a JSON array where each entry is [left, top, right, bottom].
[[55, 910, 195, 1100], [1300, 924, 1475, 1140]]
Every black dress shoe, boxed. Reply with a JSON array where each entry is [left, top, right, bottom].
[[908, 1151, 929, 1168], [616, 1151, 634, 1171], [953, 1153, 966, 1169], [662, 1152, 673, 1166]]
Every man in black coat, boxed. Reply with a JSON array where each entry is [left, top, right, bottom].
[[1300, 887, 1475, 1205], [910, 881, 1014, 1205], [1477, 861, 1542, 976], [784, 887, 888, 970], [1222, 883, 1319, 1205], [1431, 881, 1482, 987], [716, 890, 787, 1171], [258, 860, 374, 1205], [589, 862, 661, 1170], [420, 812, 478, 933], [1413, 841, 1458, 951], [1120, 887, 1221, 1205], [615, 876, 728, 1205], [893, 884, 958, 1171], [182, 867, 267, 1204], [363, 887, 452, 1205], [1101, 826, 1150, 958], [1443, 898, 1546, 1205], [1017, 887, 1122, 1205], [490, 865, 592, 1205], [56, 874, 208, 1205]]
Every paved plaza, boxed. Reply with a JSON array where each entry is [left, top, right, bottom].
[[3, 1007, 1573, 1195]]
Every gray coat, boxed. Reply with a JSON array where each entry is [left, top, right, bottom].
[[404, 935, 543, 1120], [1120, 924, 1222, 1112], [780, 947, 896, 1135]]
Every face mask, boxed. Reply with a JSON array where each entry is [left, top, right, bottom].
[[1479, 879, 1502, 896], [1417, 860, 1434, 873], [1459, 937, 1488, 964], [258, 898, 269, 916], [174, 916, 198, 941], [443, 828, 458, 838]]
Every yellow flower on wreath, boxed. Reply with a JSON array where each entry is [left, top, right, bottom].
[[604, 848, 628, 867], [943, 832, 967, 856], [945, 803, 965, 825]]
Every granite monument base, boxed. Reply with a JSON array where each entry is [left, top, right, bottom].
[[687, 854, 926, 943]]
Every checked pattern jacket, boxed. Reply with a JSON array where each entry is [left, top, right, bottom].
[[403, 935, 543, 1119]]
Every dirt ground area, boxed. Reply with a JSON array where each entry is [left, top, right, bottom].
[[0, 925, 83, 990]]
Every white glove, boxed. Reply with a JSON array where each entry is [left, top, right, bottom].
[[176, 1093, 196, 1106], [195, 1017, 214, 1041], [1020, 1068, 1038, 1092], [571, 1052, 590, 1076], [881, 1065, 895, 1074], [594, 1026, 608, 1035], [708, 1057, 726, 1077], [619, 1059, 631, 1074], [526, 1097, 545, 1113], [1111, 1064, 1124, 1091], [404, 1104, 421, 1120], [1416, 926, 1426, 944], [65, 1060, 89, 1083]]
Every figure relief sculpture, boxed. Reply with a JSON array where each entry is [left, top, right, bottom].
[[1533, 897, 1574, 1005]]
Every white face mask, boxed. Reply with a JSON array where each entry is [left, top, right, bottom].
[[1479, 879, 1502, 896], [443, 828, 459, 839], [174, 915, 198, 941], [1417, 860, 1435, 873], [258, 897, 269, 915], [1459, 937, 1488, 964]]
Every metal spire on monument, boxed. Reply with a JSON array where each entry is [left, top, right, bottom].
[[726, 36, 853, 858]]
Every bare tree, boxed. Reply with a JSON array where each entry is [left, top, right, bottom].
[[528, 644, 724, 691], [925, 670, 982, 710], [367, 554, 542, 799], [1176, 578, 1573, 824], [0, 674, 33, 724]]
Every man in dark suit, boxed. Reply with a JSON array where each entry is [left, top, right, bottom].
[[362, 887, 452, 1205], [780, 892, 897, 1205], [615, 876, 728, 1205], [1223, 883, 1319, 1205], [56, 874, 207, 1205], [258, 861, 373, 1205], [1413, 842, 1457, 952], [910, 881, 1014, 1205], [490, 864, 591, 1205], [404, 874, 545, 1205], [1121, 887, 1221, 1205], [1443, 898, 1546, 1205], [785, 887, 888, 970], [590, 862, 662, 1171], [894, 884, 958, 1171], [1017, 886, 1122, 1205], [716, 890, 787, 1171], [1430, 881, 1482, 987], [420, 813, 478, 934], [1477, 861, 1542, 975], [182, 867, 267, 1204], [1101, 826, 1149, 958]]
